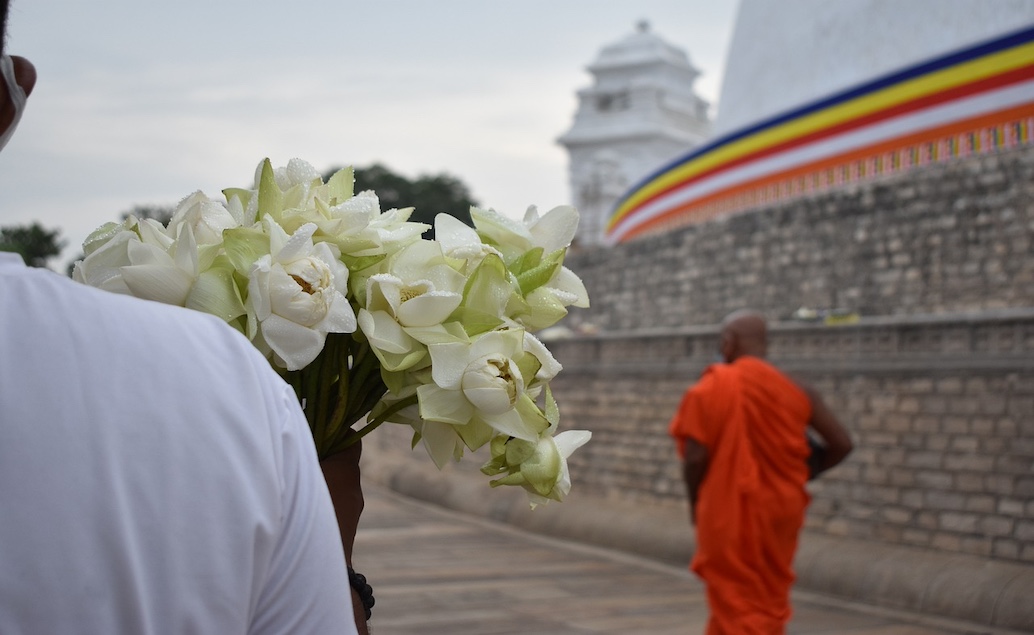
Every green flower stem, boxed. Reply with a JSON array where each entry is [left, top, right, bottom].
[[346, 341, 376, 407], [318, 337, 338, 424], [326, 393, 418, 456], [302, 350, 324, 441], [282, 333, 402, 459], [320, 334, 354, 452]]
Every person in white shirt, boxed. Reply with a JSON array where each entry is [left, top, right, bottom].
[[0, 1, 361, 632]]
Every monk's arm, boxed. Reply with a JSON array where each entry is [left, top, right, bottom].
[[802, 386, 853, 479], [680, 437, 709, 525]]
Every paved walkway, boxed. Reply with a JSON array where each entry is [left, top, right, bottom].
[[353, 486, 1019, 635]]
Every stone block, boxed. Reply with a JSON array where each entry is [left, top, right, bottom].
[[866, 432, 901, 449], [998, 498, 1026, 517], [899, 489, 924, 508], [960, 536, 993, 557], [1018, 476, 1034, 497], [916, 470, 953, 490], [1008, 396, 1034, 417], [912, 416, 939, 433], [925, 489, 966, 511], [965, 495, 996, 514], [916, 511, 939, 530], [997, 418, 1019, 437], [872, 486, 900, 504], [1022, 545, 1034, 563], [984, 474, 1016, 496], [939, 511, 979, 533], [932, 532, 962, 551], [899, 397, 921, 413], [982, 437, 1007, 453], [922, 396, 949, 414], [905, 451, 942, 469], [993, 539, 1020, 559], [885, 414, 912, 432], [949, 436, 979, 452], [1015, 520, 1034, 542], [945, 452, 995, 471], [889, 468, 916, 487], [942, 417, 970, 434], [997, 455, 1034, 474], [979, 515, 1015, 537], [863, 465, 889, 484], [881, 507, 912, 524]]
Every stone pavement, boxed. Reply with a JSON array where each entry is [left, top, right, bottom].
[[352, 486, 1025, 635]]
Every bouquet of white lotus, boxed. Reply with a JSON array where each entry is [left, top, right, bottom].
[[73, 158, 591, 506]]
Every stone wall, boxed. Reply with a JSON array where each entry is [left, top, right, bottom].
[[545, 313, 1034, 565], [564, 147, 1034, 332], [546, 147, 1034, 564]]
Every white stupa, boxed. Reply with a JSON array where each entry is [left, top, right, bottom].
[[715, 0, 1034, 137], [557, 21, 711, 247]]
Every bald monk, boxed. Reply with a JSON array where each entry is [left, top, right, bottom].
[[669, 311, 853, 634]]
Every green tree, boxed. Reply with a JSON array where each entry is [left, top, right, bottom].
[[323, 163, 478, 234], [0, 222, 65, 268]]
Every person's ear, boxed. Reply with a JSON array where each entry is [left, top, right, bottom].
[[719, 332, 735, 363], [11, 56, 37, 96], [0, 55, 36, 137]]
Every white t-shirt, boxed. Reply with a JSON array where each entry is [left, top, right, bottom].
[[0, 252, 357, 634]]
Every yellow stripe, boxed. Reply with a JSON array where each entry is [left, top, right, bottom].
[[609, 42, 1034, 229]]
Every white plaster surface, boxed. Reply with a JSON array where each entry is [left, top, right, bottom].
[[714, 0, 1034, 136]]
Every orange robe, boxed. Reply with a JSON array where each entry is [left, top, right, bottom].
[[669, 356, 812, 635]]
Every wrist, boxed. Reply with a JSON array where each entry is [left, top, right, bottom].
[[348, 566, 375, 621]]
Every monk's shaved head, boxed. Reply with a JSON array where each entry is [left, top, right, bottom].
[[720, 310, 768, 362]]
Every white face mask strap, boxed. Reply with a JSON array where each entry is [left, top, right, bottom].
[[0, 54, 27, 151]]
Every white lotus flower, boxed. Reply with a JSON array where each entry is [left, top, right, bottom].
[[271, 157, 321, 194], [119, 220, 199, 307], [484, 429, 592, 507], [418, 329, 549, 442], [309, 188, 425, 262], [72, 221, 140, 294], [247, 218, 356, 370], [355, 240, 466, 373], [73, 216, 199, 307], [167, 191, 242, 246], [434, 213, 503, 273], [365, 241, 465, 328], [467, 205, 589, 330], [356, 308, 426, 373]]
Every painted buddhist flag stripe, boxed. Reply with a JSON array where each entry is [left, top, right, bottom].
[[612, 42, 1034, 224], [616, 102, 1034, 241], [619, 63, 1033, 225], [609, 82, 1034, 238]]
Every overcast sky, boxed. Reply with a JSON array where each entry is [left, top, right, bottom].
[[0, 0, 739, 267]]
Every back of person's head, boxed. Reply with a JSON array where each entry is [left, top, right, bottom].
[[719, 309, 768, 362]]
